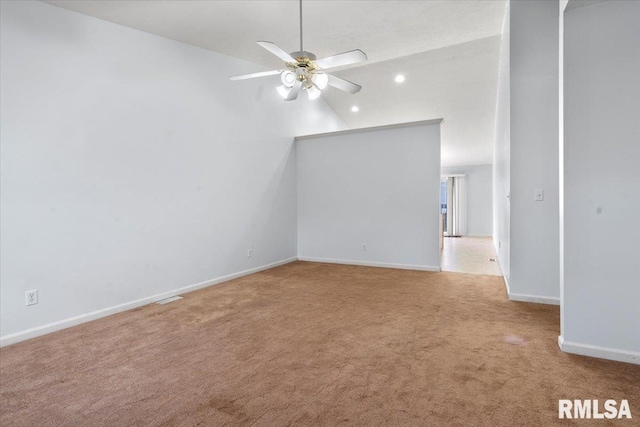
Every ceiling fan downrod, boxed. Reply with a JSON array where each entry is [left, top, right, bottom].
[[299, 0, 303, 52]]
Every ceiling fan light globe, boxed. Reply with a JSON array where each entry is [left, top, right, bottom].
[[281, 71, 296, 87], [312, 73, 329, 90], [277, 85, 291, 99], [307, 85, 321, 100]]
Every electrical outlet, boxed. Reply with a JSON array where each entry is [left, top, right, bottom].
[[362, 243, 367, 251], [26, 290, 38, 306], [247, 248, 252, 258]]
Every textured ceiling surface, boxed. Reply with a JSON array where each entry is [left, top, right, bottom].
[[45, 0, 508, 167]]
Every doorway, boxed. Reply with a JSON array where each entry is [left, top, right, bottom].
[[440, 174, 501, 275], [440, 175, 465, 237], [441, 236, 502, 275]]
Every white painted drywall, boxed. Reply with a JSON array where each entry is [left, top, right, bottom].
[[442, 164, 493, 237], [493, 2, 511, 284], [509, 0, 560, 303], [0, 1, 345, 340], [561, 0, 640, 362], [296, 122, 442, 271], [559, 0, 569, 341]]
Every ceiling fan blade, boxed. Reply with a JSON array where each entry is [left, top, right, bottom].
[[314, 49, 367, 70], [229, 70, 281, 81], [285, 79, 303, 101], [327, 74, 362, 94], [257, 41, 296, 63]]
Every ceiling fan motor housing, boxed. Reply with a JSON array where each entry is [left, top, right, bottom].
[[283, 52, 318, 88], [290, 51, 317, 62]]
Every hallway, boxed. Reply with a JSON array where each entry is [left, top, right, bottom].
[[441, 236, 502, 276]]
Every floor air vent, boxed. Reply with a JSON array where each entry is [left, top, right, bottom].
[[155, 296, 183, 305]]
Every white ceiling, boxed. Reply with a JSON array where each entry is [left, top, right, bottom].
[[45, 0, 507, 167], [566, 0, 614, 11], [323, 35, 501, 167]]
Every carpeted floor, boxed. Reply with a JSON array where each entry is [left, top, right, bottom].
[[1, 261, 639, 426]]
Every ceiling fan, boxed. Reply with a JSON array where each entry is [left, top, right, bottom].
[[229, 0, 367, 101]]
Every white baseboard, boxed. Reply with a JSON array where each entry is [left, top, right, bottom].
[[298, 256, 440, 272], [0, 257, 298, 348], [508, 292, 560, 305], [558, 335, 640, 365], [492, 249, 510, 296], [502, 274, 511, 295]]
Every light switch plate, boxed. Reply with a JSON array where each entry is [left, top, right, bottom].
[[535, 189, 544, 201]]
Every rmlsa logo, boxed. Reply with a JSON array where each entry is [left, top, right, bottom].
[[559, 399, 632, 419]]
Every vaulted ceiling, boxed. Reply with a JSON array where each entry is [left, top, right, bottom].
[[45, 0, 507, 167]]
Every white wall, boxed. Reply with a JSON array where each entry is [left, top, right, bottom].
[[508, 0, 560, 304], [558, 0, 569, 349], [561, 0, 640, 364], [442, 164, 493, 237], [297, 121, 442, 271], [0, 1, 344, 342], [493, 2, 511, 283]]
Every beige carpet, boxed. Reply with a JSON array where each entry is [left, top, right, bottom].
[[1, 261, 638, 426]]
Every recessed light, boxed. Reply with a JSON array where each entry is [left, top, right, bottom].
[[351, 106, 359, 112], [395, 74, 405, 83]]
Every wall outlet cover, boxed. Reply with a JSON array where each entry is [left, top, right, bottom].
[[26, 290, 38, 306]]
